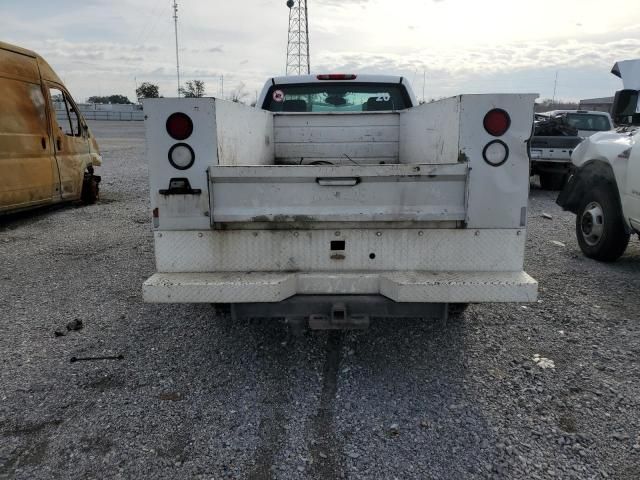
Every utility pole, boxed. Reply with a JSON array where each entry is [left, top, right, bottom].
[[173, 0, 181, 97], [285, 0, 310, 75], [552, 71, 558, 105]]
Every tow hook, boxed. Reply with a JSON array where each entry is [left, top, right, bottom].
[[308, 302, 370, 330]]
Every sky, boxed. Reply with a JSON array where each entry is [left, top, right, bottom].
[[2, 0, 639, 103]]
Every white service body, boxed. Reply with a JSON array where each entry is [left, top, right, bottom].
[[142, 78, 538, 316]]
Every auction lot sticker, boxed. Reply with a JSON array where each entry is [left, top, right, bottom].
[[273, 90, 285, 102]]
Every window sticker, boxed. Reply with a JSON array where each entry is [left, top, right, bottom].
[[376, 93, 391, 102], [272, 90, 285, 102]]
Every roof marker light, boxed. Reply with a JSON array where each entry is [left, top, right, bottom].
[[317, 74, 357, 80]]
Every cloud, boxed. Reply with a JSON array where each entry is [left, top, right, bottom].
[[316, 0, 372, 5], [2, 0, 640, 102], [316, 36, 640, 78]]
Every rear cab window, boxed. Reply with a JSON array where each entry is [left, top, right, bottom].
[[263, 83, 411, 112], [565, 113, 612, 131]]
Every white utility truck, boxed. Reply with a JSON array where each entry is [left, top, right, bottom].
[[142, 74, 538, 328], [557, 61, 640, 261]]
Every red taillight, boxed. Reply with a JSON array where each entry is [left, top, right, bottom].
[[483, 109, 511, 137], [152, 208, 159, 218], [166, 112, 193, 140], [316, 74, 357, 80]]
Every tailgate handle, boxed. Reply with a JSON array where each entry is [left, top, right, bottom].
[[316, 177, 360, 187]]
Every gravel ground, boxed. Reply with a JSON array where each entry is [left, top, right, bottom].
[[1, 120, 639, 480]]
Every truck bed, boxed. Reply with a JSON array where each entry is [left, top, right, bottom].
[[143, 93, 538, 306]]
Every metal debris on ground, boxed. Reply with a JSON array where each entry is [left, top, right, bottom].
[[541, 213, 553, 220], [69, 354, 124, 363], [532, 354, 555, 369], [551, 240, 566, 247], [66, 319, 83, 331]]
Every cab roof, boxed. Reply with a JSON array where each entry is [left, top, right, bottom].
[[269, 74, 406, 85], [543, 109, 612, 118]]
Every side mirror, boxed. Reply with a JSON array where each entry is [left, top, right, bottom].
[[611, 89, 640, 125]]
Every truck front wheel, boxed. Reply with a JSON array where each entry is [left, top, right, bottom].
[[81, 167, 101, 204], [575, 186, 629, 262]]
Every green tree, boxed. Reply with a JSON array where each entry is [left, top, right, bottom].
[[136, 82, 160, 100], [87, 94, 132, 104], [180, 80, 206, 98]]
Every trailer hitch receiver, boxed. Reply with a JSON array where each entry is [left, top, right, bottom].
[[308, 302, 370, 330]]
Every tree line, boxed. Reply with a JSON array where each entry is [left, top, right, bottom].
[[86, 80, 244, 104]]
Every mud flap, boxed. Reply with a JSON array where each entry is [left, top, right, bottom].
[[556, 171, 580, 213]]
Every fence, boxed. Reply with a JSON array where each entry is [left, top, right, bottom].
[[54, 102, 145, 121], [80, 110, 145, 121]]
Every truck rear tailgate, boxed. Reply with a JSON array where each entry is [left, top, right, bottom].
[[207, 163, 467, 224]]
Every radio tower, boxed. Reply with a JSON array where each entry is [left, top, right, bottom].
[[285, 0, 310, 75], [173, 0, 182, 96]]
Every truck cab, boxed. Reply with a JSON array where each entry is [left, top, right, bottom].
[[530, 110, 614, 191], [257, 74, 417, 113], [142, 74, 538, 328], [542, 110, 614, 138]]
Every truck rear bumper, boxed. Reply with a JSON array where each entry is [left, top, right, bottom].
[[142, 271, 538, 304]]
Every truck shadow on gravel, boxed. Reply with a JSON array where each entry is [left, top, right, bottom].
[[236, 314, 499, 479], [0, 204, 68, 230]]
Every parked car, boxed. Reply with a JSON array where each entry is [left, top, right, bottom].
[[0, 41, 101, 215], [530, 110, 614, 190], [141, 73, 538, 328]]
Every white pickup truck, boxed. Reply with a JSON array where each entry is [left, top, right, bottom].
[[142, 74, 538, 327], [530, 110, 614, 190], [557, 62, 640, 261], [557, 127, 640, 261]]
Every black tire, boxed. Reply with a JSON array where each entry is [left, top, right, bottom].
[[81, 171, 100, 204], [448, 303, 469, 318], [539, 172, 567, 190], [575, 185, 629, 262]]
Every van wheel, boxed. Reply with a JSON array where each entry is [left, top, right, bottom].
[[575, 185, 629, 262], [539, 172, 567, 190], [81, 170, 101, 204]]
